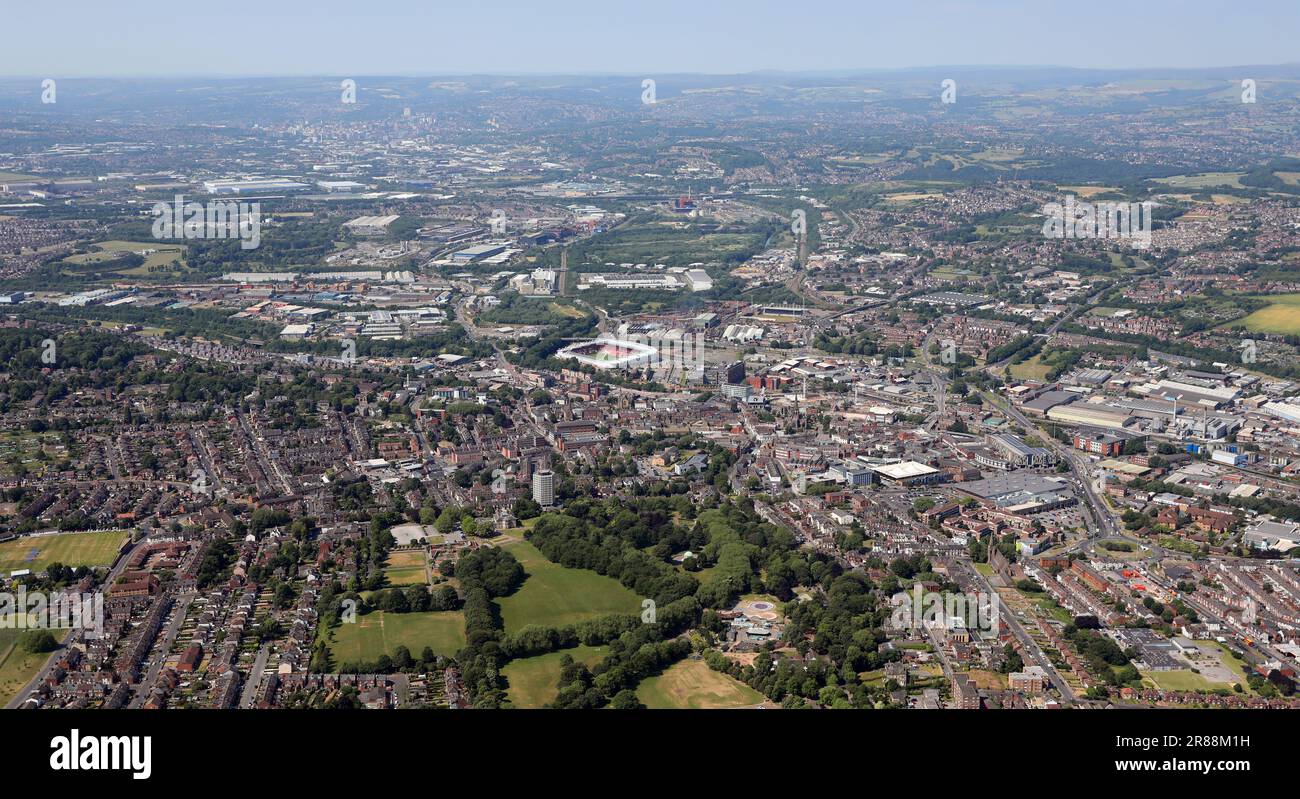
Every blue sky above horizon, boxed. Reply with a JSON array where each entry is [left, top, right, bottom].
[[3, 0, 1298, 77]]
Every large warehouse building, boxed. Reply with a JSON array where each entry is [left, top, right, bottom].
[[1045, 403, 1133, 431]]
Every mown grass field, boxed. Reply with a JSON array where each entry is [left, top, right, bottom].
[[1007, 354, 1052, 381], [1236, 294, 1300, 335], [502, 644, 609, 708], [497, 540, 642, 633], [327, 610, 466, 664], [635, 658, 764, 709], [1143, 669, 1232, 692], [383, 549, 428, 586], [63, 240, 187, 274], [0, 628, 66, 706], [0, 530, 128, 574]]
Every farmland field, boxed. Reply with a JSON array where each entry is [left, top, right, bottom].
[[0, 530, 129, 574], [502, 644, 609, 708], [1060, 185, 1119, 198], [497, 540, 642, 633], [1236, 294, 1300, 335], [635, 658, 764, 709], [326, 610, 466, 664]]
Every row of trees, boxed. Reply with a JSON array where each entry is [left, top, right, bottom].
[[453, 547, 526, 707]]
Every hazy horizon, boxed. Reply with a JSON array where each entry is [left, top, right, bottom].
[[4, 64, 1300, 81], [4, 0, 1298, 77]]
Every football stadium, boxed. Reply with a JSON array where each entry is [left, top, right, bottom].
[[555, 338, 658, 370]]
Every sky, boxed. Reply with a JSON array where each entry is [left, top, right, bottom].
[[3, 0, 1298, 77]]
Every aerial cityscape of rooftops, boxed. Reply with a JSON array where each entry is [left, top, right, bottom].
[[5, 21, 1300, 719]]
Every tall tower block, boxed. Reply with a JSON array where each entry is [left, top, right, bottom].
[[559, 247, 571, 297]]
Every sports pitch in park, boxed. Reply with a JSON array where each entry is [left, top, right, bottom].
[[327, 610, 467, 664], [496, 540, 643, 633], [383, 549, 429, 586], [0, 530, 129, 574], [635, 658, 764, 709], [502, 644, 609, 708]]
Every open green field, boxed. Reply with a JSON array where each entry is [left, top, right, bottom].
[[1143, 669, 1234, 692], [547, 302, 586, 319], [1236, 294, 1300, 335], [498, 540, 642, 633], [690, 565, 718, 584], [66, 239, 183, 262], [0, 628, 66, 706], [825, 150, 900, 166], [883, 191, 943, 204], [572, 221, 768, 268], [1060, 185, 1120, 198], [0, 171, 42, 183], [1152, 172, 1245, 189], [63, 240, 187, 277], [326, 610, 466, 664], [1007, 354, 1052, 381], [383, 549, 428, 587], [502, 644, 609, 708], [635, 658, 764, 709], [95, 320, 169, 337], [0, 530, 128, 574]]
